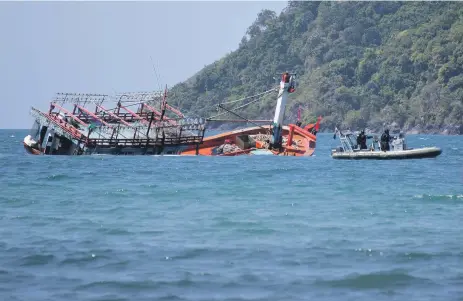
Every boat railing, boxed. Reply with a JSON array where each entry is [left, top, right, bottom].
[[338, 131, 409, 153], [338, 134, 356, 153], [30, 107, 86, 141], [86, 135, 204, 148], [29, 91, 209, 154]]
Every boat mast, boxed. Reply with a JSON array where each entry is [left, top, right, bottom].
[[270, 72, 295, 149]]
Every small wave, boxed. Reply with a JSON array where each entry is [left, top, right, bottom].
[[104, 188, 130, 195], [157, 295, 185, 301], [354, 248, 383, 257], [221, 281, 243, 289], [60, 250, 113, 266], [97, 260, 130, 270], [42, 174, 73, 181], [139, 229, 164, 236], [414, 194, 463, 201], [97, 227, 132, 236], [60, 256, 97, 266], [76, 279, 195, 291], [2, 198, 32, 208], [316, 269, 430, 289], [75, 280, 159, 291], [141, 183, 159, 188], [79, 171, 99, 176], [19, 254, 55, 266], [238, 273, 261, 283], [278, 258, 303, 266], [396, 251, 435, 262], [236, 227, 278, 235], [171, 248, 211, 260]]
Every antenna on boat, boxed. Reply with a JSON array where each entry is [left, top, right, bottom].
[[160, 85, 168, 121], [149, 56, 163, 93]]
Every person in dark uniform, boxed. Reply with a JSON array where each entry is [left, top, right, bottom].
[[380, 129, 392, 151], [356, 130, 370, 150]]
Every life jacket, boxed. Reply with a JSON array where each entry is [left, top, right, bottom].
[[381, 133, 389, 142]]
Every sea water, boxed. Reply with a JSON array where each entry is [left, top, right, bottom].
[[0, 129, 462, 301]]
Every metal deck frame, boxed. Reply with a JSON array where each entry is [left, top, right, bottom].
[[29, 90, 207, 154]]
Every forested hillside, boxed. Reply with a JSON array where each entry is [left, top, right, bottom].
[[167, 1, 463, 134]]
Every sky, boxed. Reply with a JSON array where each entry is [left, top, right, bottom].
[[0, 1, 288, 129]]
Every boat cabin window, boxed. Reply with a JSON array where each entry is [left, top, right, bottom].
[[30, 121, 41, 140]]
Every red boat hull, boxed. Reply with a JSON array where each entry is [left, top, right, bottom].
[[180, 124, 317, 156], [23, 143, 42, 155]]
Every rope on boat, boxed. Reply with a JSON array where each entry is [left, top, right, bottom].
[[208, 97, 268, 120], [102, 86, 277, 123], [218, 87, 278, 105], [214, 104, 271, 134], [208, 88, 277, 121]]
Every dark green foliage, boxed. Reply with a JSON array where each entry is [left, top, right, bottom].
[[168, 1, 463, 134]]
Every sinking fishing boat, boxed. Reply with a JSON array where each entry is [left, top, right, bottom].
[[180, 73, 321, 156], [24, 72, 320, 157], [23, 89, 206, 155], [331, 129, 442, 160]]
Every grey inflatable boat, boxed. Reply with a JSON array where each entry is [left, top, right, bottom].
[[331, 129, 442, 160]]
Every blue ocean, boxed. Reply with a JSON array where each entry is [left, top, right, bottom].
[[1, 129, 462, 301]]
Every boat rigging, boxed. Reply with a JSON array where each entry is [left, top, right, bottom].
[[207, 87, 278, 121]]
